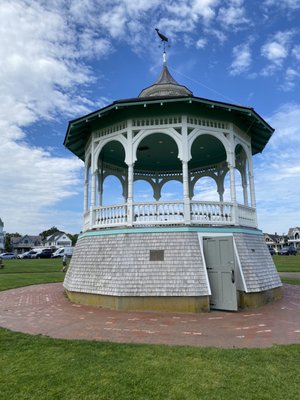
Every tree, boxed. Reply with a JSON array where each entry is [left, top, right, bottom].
[[39, 226, 60, 241], [68, 233, 78, 246], [4, 232, 21, 252]]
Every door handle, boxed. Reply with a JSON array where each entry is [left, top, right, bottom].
[[231, 269, 235, 283]]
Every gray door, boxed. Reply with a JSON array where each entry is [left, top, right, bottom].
[[203, 236, 237, 311]]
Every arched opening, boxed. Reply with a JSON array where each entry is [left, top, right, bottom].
[[235, 169, 244, 204], [223, 172, 231, 202], [160, 179, 183, 201], [85, 155, 91, 212], [134, 179, 154, 202], [189, 134, 227, 169], [97, 140, 126, 207], [135, 132, 181, 172], [192, 176, 219, 201], [102, 176, 124, 206], [235, 144, 250, 206]]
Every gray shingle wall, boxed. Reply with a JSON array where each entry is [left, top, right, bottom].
[[233, 233, 282, 292], [63, 232, 209, 296]]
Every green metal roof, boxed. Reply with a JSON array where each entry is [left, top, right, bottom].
[[64, 95, 274, 163]]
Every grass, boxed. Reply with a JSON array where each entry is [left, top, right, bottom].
[[0, 258, 65, 291], [272, 254, 300, 272], [0, 328, 299, 400], [280, 277, 300, 285]]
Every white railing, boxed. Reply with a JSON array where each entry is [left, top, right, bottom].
[[237, 204, 257, 228], [95, 204, 127, 227], [133, 201, 184, 225], [85, 201, 257, 230], [191, 201, 233, 225]]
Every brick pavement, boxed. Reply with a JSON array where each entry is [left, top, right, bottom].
[[0, 283, 299, 348]]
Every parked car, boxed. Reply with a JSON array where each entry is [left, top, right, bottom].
[[19, 250, 40, 259], [52, 247, 74, 258], [17, 251, 30, 259], [35, 249, 53, 259], [269, 247, 275, 256], [277, 246, 297, 256], [0, 252, 16, 259]]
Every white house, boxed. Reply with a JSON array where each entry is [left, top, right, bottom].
[[288, 227, 300, 249], [264, 233, 286, 251], [44, 232, 72, 248]]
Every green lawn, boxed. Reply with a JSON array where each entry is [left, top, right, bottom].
[[272, 254, 300, 272], [0, 258, 65, 291], [0, 328, 299, 400]]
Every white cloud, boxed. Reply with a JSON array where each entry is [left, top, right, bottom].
[[204, 27, 227, 44], [0, 1, 110, 234], [263, 0, 300, 10], [230, 42, 252, 75], [196, 38, 207, 49], [280, 68, 300, 91], [0, 138, 83, 234], [218, 0, 249, 28], [266, 103, 300, 144], [254, 103, 300, 233], [261, 42, 287, 64], [261, 30, 295, 75], [292, 44, 300, 60], [166, 0, 218, 24]]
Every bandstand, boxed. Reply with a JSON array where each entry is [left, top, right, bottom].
[[63, 55, 281, 313]]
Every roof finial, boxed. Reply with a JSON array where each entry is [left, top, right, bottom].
[[155, 28, 169, 65], [163, 49, 166, 65]]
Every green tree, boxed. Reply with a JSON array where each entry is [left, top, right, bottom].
[[68, 233, 78, 246], [39, 227, 60, 241], [4, 232, 21, 252]]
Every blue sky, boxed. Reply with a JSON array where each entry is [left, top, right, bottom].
[[1, 0, 300, 236]]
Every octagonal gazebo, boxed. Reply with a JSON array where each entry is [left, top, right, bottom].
[[63, 56, 281, 312]]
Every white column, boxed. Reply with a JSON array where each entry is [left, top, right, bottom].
[[242, 174, 249, 206], [89, 170, 97, 228], [89, 136, 96, 229], [216, 174, 224, 203], [83, 166, 89, 213], [98, 159, 103, 206], [248, 156, 256, 208], [125, 120, 133, 226], [181, 115, 191, 224], [127, 164, 134, 226], [228, 151, 238, 225], [182, 160, 191, 224]]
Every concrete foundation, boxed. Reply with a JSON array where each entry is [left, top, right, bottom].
[[65, 290, 210, 312], [238, 287, 282, 309]]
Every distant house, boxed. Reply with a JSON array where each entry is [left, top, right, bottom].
[[264, 233, 286, 251], [11, 235, 43, 255], [0, 218, 4, 252], [44, 232, 72, 248], [288, 227, 300, 249]]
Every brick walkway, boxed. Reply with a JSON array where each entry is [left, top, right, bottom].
[[0, 283, 299, 348]]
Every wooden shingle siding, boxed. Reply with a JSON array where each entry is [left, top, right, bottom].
[[233, 233, 282, 292], [64, 232, 209, 297]]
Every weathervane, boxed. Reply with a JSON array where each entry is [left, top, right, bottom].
[[155, 28, 169, 64]]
